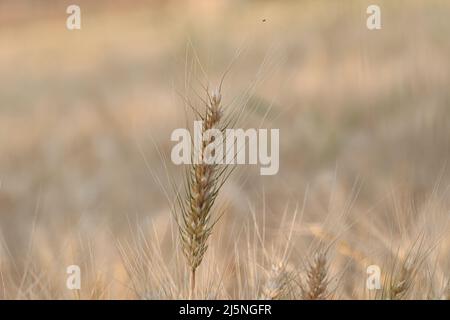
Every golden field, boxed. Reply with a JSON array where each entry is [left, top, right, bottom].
[[0, 0, 449, 299]]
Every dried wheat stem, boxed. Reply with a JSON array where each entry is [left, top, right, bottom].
[[189, 268, 196, 299]]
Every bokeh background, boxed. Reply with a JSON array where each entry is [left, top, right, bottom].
[[0, 0, 449, 299]]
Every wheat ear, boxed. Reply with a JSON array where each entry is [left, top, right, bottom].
[[300, 252, 330, 300], [177, 89, 227, 299], [386, 261, 415, 300], [261, 263, 290, 300]]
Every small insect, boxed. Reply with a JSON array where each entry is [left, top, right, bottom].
[[262, 19, 266, 22]]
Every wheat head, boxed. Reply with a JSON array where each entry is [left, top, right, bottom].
[[300, 252, 330, 300], [177, 89, 228, 298]]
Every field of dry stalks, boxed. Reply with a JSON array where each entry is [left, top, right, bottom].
[[0, 0, 449, 299]]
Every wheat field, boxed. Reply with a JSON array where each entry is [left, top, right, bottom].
[[0, 0, 449, 300]]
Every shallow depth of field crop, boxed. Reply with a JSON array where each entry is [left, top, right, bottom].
[[0, 0, 449, 299]]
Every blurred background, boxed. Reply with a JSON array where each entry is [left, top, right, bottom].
[[0, 0, 449, 298]]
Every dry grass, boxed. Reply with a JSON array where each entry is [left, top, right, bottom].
[[0, 0, 449, 300]]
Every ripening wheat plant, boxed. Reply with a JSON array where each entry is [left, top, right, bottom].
[[0, 0, 450, 301]]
